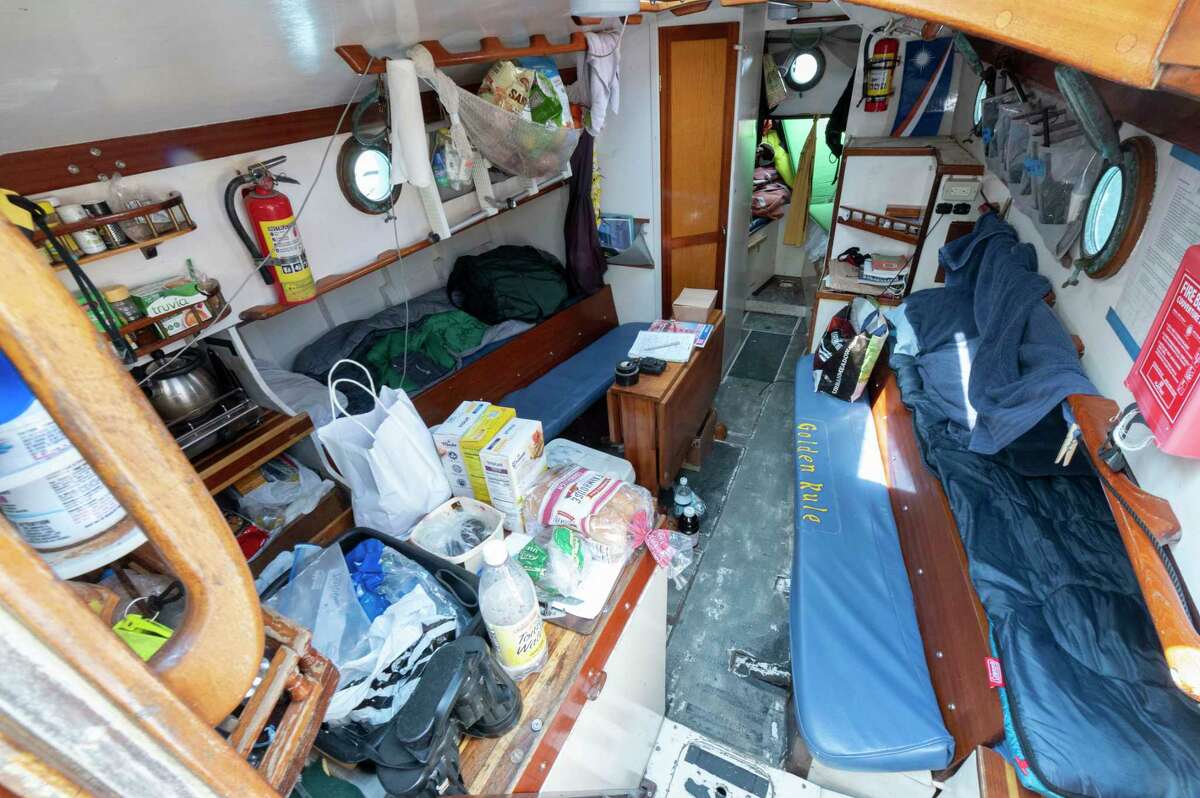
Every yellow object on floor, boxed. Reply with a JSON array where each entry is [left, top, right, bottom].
[[113, 613, 174, 661]]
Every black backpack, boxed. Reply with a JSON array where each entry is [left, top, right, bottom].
[[446, 245, 572, 324]]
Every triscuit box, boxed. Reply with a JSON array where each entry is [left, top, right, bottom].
[[461, 405, 516, 503], [481, 418, 547, 534], [673, 288, 718, 323], [432, 401, 490, 497]]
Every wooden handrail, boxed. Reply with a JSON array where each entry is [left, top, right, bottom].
[[336, 33, 587, 74], [0, 220, 264, 726], [1069, 394, 1200, 702]]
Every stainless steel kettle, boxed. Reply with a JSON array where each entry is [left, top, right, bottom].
[[144, 348, 220, 423]]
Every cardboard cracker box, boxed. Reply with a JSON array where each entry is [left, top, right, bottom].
[[672, 288, 718, 323], [460, 405, 516, 503], [432, 401, 490, 497], [480, 418, 547, 534]]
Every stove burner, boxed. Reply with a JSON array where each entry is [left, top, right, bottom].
[[168, 388, 261, 458]]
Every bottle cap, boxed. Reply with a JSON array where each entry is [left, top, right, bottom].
[[482, 538, 508, 567], [683, 506, 696, 517], [0, 350, 36, 425], [679, 476, 688, 486]]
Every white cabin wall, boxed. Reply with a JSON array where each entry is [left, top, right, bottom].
[[596, 4, 766, 356], [34, 127, 566, 368], [951, 115, 1200, 598], [595, 21, 660, 325], [764, 23, 859, 118]]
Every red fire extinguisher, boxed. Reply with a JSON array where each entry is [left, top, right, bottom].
[[224, 156, 316, 306], [863, 37, 900, 113]]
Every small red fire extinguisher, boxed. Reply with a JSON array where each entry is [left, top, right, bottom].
[[224, 156, 316, 306], [864, 37, 899, 113]]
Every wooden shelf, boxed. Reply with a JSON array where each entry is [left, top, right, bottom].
[[131, 305, 230, 358], [37, 194, 197, 269], [837, 206, 921, 245], [51, 226, 196, 270], [337, 35, 585, 74], [193, 410, 315, 495], [241, 180, 568, 322], [247, 487, 353, 577]]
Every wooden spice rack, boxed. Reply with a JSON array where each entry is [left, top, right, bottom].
[[33, 194, 197, 268], [837, 206, 922, 245]]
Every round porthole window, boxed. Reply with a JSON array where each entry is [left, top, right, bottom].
[[972, 79, 988, 129], [1073, 136, 1156, 281], [1081, 164, 1124, 257], [783, 48, 825, 93], [337, 137, 402, 214]]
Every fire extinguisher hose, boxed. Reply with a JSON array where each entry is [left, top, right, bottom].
[[223, 174, 275, 285]]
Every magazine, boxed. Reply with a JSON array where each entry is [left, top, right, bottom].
[[649, 319, 714, 348]]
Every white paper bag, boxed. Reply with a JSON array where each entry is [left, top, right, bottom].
[[316, 361, 451, 537]]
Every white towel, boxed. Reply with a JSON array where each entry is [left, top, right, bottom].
[[585, 30, 622, 135], [386, 58, 434, 189]]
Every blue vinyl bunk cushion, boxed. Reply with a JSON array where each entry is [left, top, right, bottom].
[[501, 322, 650, 439], [791, 356, 953, 772]]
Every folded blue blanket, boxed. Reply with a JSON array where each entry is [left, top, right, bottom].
[[903, 212, 1096, 454]]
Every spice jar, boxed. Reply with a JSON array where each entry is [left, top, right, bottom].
[[102, 285, 144, 324], [82, 201, 132, 249], [35, 198, 81, 263], [56, 203, 107, 255]]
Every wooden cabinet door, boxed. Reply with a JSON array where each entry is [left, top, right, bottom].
[[659, 22, 739, 316]]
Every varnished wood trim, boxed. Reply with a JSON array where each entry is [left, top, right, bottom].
[[0, 222, 263, 726], [843, 146, 937, 158], [1068, 394, 1200, 700], [512, 552, 658, 793], [658, 22, 740, 316], [193, 411, 314, 495], [0, 106, 347, 196], [411, 285, 619, 425], [977, 745, 1039, 797], [868, 369, 1004, 769]]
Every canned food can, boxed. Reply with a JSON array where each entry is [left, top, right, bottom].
[[82, 201, 132, 248]]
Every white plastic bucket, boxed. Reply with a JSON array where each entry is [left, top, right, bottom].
[[409, 497, 504, 574], [0, 352, 126, 550]]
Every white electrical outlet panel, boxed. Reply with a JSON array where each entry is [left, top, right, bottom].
[[940, 178, 980, 203]]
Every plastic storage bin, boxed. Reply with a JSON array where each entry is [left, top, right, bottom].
[[409, 497, 504, 574], [545, 438, 636, 483]]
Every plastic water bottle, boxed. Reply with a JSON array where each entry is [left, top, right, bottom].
[[673, 476, 705, 518], [479, 539, 548, 681]]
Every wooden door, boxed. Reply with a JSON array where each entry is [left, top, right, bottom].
[[659, 22, 739, 316]]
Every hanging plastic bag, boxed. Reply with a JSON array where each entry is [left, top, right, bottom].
[[316, 360, 451, 538], [410, 45, 581, 180], [629, 511, 696, 589]]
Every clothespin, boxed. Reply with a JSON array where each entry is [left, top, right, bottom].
[[1055, 421, 1080, 467]]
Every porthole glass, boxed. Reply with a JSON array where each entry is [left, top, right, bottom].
[[337, 137, 401, 214], [1082, 164, 1124, 257], [973, 80, 988, 128], [783, 48, 825, 93]]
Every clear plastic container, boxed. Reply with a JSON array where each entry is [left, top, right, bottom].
[[479, 538, 548, 681]]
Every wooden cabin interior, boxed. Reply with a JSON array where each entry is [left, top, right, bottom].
[[2, 1, 1200, 796]]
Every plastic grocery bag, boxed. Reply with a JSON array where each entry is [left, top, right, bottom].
[[264, 544, 372, 671], [813, 297, 889, 402], [317, 360, 451, 538]]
